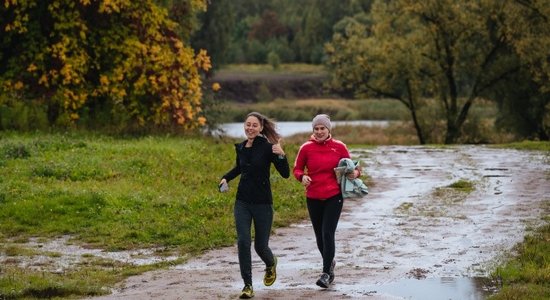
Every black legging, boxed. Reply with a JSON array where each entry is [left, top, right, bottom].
[[306, 194, 343, 274], [234, 200, 276, 285]]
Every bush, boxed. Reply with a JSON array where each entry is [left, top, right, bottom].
[[267, 51, 281, 70], [1, 144, 31, 160], [256, 83, 274, 102], [0, 100, 49, 131]]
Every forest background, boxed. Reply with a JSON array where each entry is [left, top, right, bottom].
[[0, 0, 549, 144]]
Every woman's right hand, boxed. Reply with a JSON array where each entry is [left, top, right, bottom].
[[301, 175, 312, 187], [219, 178, 229, 192]]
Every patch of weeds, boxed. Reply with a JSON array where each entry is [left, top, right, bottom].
[[447, 179, 474, 192], [430, 179, 475, 207], [0, 265, 114, 299], [2, 244, 38, 257], [423, 207, 449, 218], [416, 181, 477, 218], [1, 143, 30, 159], [0, 191, 108, 237], [488, 219, 550, 299], [31, 162, 111, 181], [493, 141, 550, 152], [31, 137, 88, 152], [153, 247, 178, 257], [45, 251, 62, 258], [432, 187, 464, 203], [124, 158, 151, 175], [395, 202, 414, 213], [7, 236, 30, 244], [1, 254, 165, 298]]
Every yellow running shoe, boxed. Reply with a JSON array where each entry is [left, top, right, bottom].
[[239, 284, 254, 299], [263, 256, 277, 286]]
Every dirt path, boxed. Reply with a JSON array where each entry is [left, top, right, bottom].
[[90, 145, 549, 300]]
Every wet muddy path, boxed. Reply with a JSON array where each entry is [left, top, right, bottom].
[[91, 145, 549, 300]]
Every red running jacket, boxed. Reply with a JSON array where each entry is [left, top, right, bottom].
[[293, 135, 351, 200]]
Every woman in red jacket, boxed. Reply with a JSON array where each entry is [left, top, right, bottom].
[[293, 114, 359, 288]]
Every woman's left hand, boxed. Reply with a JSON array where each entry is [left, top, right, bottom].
[[272, 141, 285, 157], [346, 169, 360, 179]]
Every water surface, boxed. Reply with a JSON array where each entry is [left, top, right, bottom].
[[219, 120, 390, 138]]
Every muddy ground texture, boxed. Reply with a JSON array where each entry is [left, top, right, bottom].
[[84, 145, 548, 300]]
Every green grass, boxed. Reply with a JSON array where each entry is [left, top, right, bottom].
[[0, 132, 306, 298], [447, 179, 475, 192], [488, 215, 550, 300], [494, 140, 550, 152]]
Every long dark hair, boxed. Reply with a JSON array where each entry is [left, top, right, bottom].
[[246, 112, 281, 144]]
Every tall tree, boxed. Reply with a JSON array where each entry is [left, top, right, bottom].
[[494, 0, 550, 140], [0, 0, 211, 129], [294, 5, 324, 63], [191, 0, 235, 72], [326, 0, 548, 144], [491, 69, 549, 140]]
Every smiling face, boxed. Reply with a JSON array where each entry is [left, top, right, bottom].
[[313, 124, 330, 141], [244, 115, 263, 140]]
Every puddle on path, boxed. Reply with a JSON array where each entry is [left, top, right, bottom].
[[365, 277, 496, 300]]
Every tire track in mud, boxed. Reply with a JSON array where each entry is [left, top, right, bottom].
[[90, 145, 549, 300]]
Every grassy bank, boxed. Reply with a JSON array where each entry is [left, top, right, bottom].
[[488, 216, 550, 299], [0, 132, 305, 298], [488, 141, 550, 299], [216, 98, 411, 123]]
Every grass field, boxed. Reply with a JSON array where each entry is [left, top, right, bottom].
[[0, 132, 548, 298]]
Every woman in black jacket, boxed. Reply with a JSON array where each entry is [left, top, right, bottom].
[[220, 112, 290, 299]]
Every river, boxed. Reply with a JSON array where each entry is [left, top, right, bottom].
[[218, 120, 390, 138]]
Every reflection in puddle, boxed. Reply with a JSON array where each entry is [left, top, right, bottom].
[[370, 277, 496, 300]]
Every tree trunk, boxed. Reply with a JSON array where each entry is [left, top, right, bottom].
[[405, 82, 425, 144], [47, 103, 59, 126], [411, 108, 425, 145], [446, 97, 475, 144], [445, 121, 459, 144]]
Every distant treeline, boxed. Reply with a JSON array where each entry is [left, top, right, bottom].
[[188, 0, 373, 68]]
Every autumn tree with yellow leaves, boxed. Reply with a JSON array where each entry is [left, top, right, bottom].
[[0, 0, 211, 130]]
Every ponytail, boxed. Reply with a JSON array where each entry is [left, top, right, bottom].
[[246, 112, 281, 144]]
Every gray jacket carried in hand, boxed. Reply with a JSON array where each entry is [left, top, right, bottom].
[[334, 158, 368, 199]]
